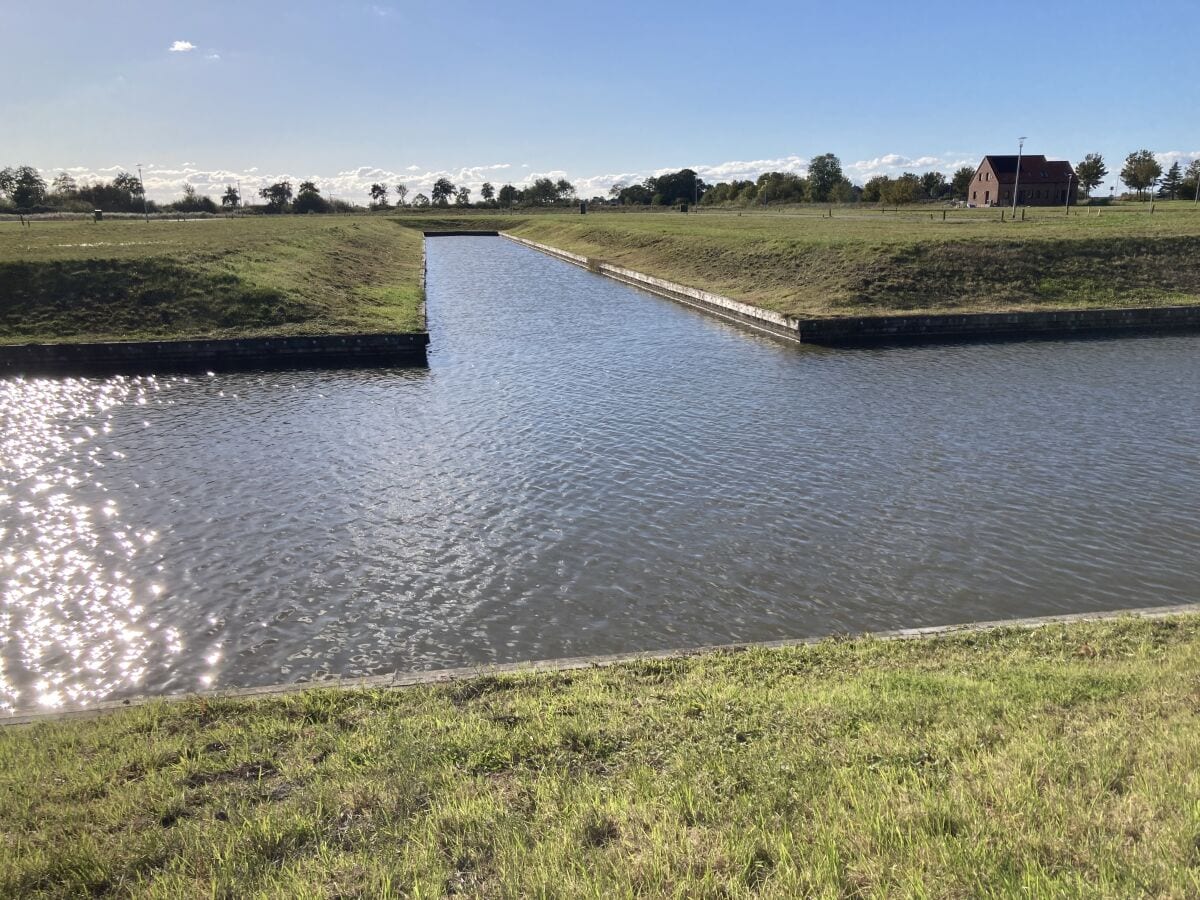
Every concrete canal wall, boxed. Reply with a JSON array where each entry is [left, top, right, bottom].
[[502, 232, 1200, 346], [501, 233, 804, 343], [0, 332, 429, 376], [5, 601, 1197, 726]]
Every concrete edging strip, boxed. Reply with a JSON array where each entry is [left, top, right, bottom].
[[500, 232, 805, 344], [5, 601, 1197, 726]]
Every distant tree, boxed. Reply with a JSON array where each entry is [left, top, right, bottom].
[[554, 178, 576, 202], [950, 166, 974, 201], [455, 186, 471, 206], [431, 177, 455, 206], [1120, 150, 1162, 199], [641, 170, 705, 206], [880, 173, 923, 205], [703, 179, 757, 205], [920, 171, 948, 199], [861, 175, 890, 203], [1159, 161, 1183, 200], [525, 178, 560, 205], [51, 172, 78, 197], [829, 178, 857, 203], [1182, 160, 1200, 202], [258, 180, 293, 212], [615, 182, 653, 205], [369, 182, 389, 207], [412, 192, 430, 207], [0, 167, 13, 201], [394, 183, 409, 206], [755, 171, 807, 205], [480, 182, 495, 203], [699, 181, 732, 205], [112, 171, 144, 199], [294, 180, 328, 214], [608, 183, 625, 199], [7, 165, 47, 207], [174, 183, 219, 213], [497, 183, 518, 207], [1074, 153, 1107, 199], [221, 185, 240, 208], [807, 153, 843, 202], [733, 181, 758, 204]]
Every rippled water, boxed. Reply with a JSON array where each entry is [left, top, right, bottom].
[[2, 236, 1199, 712]]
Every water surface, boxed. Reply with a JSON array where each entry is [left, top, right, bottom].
[[2, 236, 1198, 712]]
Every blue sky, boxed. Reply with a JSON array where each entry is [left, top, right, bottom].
[[5, 0, 1198, 201]]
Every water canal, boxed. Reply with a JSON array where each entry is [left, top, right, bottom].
[[3, 235, 1199, 713]]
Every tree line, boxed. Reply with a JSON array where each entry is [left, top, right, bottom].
[[674, 151, 1199, 208], [3, 151, 1198, 215], [363, 176, 578, 210]]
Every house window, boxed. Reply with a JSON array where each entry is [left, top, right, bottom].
[[985, 190, 990, 204], [972, 191, 976, 200]]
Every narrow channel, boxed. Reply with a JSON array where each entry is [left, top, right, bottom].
[[3, 235, 1199, 713]]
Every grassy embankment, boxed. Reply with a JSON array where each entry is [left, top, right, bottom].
[[0, 216, 426, 344], [3, 614, 1199, 897], [503, 204, 1200, 319]]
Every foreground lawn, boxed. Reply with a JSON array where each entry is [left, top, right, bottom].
[[2, 615, 1199, 897], [0, 216, 425, 344], [507, 205, 1200, 319]]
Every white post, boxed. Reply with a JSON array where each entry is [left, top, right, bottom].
[[1011, 137, 1026, 216], [137, 164, 149, 222]]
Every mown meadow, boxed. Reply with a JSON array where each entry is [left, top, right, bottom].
[[2, 614, 1198, 897], [0, 216, 426, 344]]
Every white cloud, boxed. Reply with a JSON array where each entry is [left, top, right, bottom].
[[845, 153, 975, 180], [405, 165, 420, 171], [168, 40, 196, 53], [1155, 150, 1200, 167], [205, 52, 221, 61]]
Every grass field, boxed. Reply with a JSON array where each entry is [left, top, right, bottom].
[[501, 203, 1200, 319], [6, 204, 1200, 344], [3, 614, 1199, 897], [0, 216, 426, 344]]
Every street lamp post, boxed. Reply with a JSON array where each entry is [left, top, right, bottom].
[[1011, 136, 1027, 217], [136, 164, 149, 223]]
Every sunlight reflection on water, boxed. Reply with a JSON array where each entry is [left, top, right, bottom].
[[3, 237, 1199, 714]]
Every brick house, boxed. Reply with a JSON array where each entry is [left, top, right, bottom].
[[969, 155, 1075, 207]]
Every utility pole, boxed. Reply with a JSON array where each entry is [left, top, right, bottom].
[[136, 163, 149, 222], [1065, 171, 1074, 215], [237, 179, 243, 213], [1011, 136, 1026, 218]]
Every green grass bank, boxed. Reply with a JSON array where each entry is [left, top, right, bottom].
[[3, 614, 1199, 897], [0, 216, 425, 345], [503, 205, 1200, 319]]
